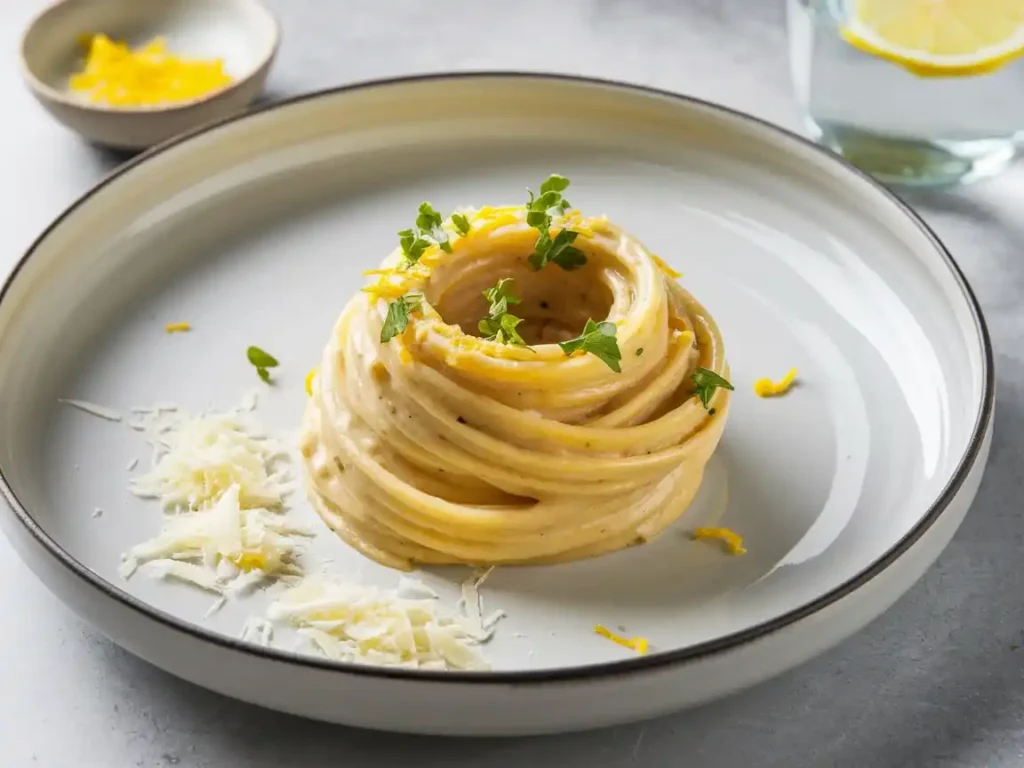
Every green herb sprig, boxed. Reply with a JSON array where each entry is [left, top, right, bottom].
[[526, 175, 587, 272], [380, 293, 423, 343], [559, 318, 622, 372], [452, 213, 471, 236], [247, 346, 279, 383], [398, 203, 453, 264], [478, 278, 526, 346], [691, 367, 734, 412]]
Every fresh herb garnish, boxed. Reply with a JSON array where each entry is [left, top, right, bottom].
[[397, 229, 431, 264], [452, 213, 471, 236], [398, 203, 452, 263], [482, 277, 520, 317], [380, 293, 423, 343], [526, 174, 587, 272], [559, 318, 622, 372], [478, 278, 526, 345], [691, 367, 734, 410], [247, 346, 279, 383]]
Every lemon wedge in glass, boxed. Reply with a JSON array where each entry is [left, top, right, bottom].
[[841, 0, 1024, 77]]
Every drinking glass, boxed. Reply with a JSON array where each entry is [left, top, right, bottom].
[[787, 0, 1024, 186]]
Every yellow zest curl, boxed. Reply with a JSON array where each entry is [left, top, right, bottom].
[[693, 527, 746, 555], [753, 368, 798, 398], [594, 625, 649, 654]]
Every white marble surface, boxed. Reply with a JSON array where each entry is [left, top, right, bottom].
[[2, 1, 1024, 766]]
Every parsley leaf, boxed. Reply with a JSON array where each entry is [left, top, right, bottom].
[[398, 203, 453, 263], [525, 175, 587, 271], [452, 213, 471, 236], [482, 277, 521, 316], [478, 278, 526, 346], [397, 228, 431, 264], [558, 318, 622, 372], [247, 346, 278, 368], [545, 229, 587, 270], [540, 174, 570, 194], [479, 313, 526, 346], [416, 202, 452, 254], [380, 293, 423, 343], [691, 367, 734, 410], [247, 346, 279, 384]]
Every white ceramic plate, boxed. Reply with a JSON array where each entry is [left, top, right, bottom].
[[0, 75, 993, 735]]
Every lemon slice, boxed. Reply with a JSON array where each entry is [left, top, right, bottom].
[[842, 0, 1024, 77]]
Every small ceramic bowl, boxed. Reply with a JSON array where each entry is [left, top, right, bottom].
[[20, 0, 280, 150]]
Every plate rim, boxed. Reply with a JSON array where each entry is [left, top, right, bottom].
[[0, 72, 995, 685]]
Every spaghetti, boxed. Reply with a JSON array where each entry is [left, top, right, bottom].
[[301, 195, 730, 570]]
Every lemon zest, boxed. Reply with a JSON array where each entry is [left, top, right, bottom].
[[594, 625, 649, 655], [305, 368, 317, 396], [231, 552, 267, 572], [558, 210, 596, 238], [164, 322, 191, 333], [651, 254, 682, 279], [693, 527, 746, 555], [69, 35, 232, 107], [753, 368, 798, 398]]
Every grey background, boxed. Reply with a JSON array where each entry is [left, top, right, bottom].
[[2, 1, 1022, 766]]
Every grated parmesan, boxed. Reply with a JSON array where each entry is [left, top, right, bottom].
[[128, 406, 292, 512], [457, 567, 506, 642], [59, 398, 122, 422], [240, 616, 274, 646], [120, 484, 311, 593], [266, 574, 500, 670]]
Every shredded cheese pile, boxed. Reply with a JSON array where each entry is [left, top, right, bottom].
[[68, 34, 232, 107], [128, 405, 291, 512], [594, 625, 649, 655], [266, 574, 501, 670], [120, 484, 311, 594], [754, 368, 798, 398], [693, 527, 747, 555]]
